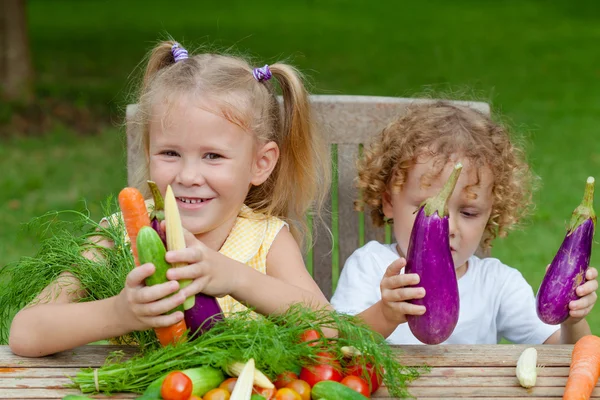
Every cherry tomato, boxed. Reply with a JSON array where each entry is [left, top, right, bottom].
[[274, 371, 299, 389], [275, 388, 302, 400], [284, 379, 311, 400], [341, 375, 371, 398], [160, 371, 193, 400], [219, 377, 238, 393], [253, 386, 277, 400], [346, 361, 383, 394], [299, 329, 321, 346], [203, 388, 231, 400], [299, 353, 343, 387]]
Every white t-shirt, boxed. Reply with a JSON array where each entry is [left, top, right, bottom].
[[330, 241, 559, 345]]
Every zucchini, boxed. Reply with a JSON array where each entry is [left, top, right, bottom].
[[140, 366, 225, 399], [136, 226, 184, 313], [311, 381, 369, 400]]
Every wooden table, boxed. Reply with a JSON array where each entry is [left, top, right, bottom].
[[1, 344, 598, 399]]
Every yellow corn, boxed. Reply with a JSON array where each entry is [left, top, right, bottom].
[[230, 358, 255, 400], [226, 361, 274, 389], [515, 347, 537, 388], [164, 185, 194, 309]]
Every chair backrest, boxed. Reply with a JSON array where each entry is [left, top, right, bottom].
[[126, 95, 491, 300]]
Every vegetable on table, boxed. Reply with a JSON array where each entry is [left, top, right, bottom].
[[299, 352, 343, 387], [118, 187, 151, 266], [536, 177, 596, 325], [141, 366, 225, 399], [311, 380, 369, 400], [405, 163, 462, 344], [340, 375, 370, 398], [164, 184, 224, 337], [226, 361, 275, 389], [563, 335, 600, 400], [230, 359, 256, 400], [515, 347, 537, 389], [160, 371, 193, 400]]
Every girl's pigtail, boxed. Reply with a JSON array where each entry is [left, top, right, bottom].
[[269, 64, 330, 248], [142, 40, 180, 91]]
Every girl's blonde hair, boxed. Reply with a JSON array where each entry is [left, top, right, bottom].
[[357, 101, 534, 250], [129, 40, 330, 247]]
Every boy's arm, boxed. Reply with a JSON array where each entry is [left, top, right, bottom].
[[544, 320, 591, 344]]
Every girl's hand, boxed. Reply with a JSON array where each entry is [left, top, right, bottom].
[[380, 258, 426, 325], [116, 263, 186, 331], [564, 266, 598, 324], [164, 229, 243, 299]]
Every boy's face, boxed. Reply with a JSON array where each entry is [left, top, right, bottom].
[[382, 155, 493, 277]]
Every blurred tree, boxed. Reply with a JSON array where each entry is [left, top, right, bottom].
[[0, 0, 33, 101]]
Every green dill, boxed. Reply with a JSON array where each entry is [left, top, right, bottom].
[[0, 198, 158, 348], [72, 305, 426, 398]]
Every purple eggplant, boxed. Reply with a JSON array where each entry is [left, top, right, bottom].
[[184, 293, 224, 338], [536, 177, 596, 325], [405, 163, 462, 345]]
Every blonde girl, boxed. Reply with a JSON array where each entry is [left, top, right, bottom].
[[10, 41, 330, 357]]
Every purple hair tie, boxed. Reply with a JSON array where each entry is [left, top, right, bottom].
[[171, 43, 188, 63], [253, 64, 272, 82]]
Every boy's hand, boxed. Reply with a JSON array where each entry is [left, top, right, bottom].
[[380, 258, 426, 326], [563, 266, 598, 324], [117, 263, 186, 331]]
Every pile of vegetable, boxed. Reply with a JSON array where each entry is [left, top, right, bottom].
[[68, 305, 424, 399]]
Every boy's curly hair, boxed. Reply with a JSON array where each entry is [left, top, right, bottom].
[[356, 101, 535, 250]]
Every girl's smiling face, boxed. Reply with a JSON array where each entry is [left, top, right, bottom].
[[382, 154, 494, 277], [148, 97, 277, 247]]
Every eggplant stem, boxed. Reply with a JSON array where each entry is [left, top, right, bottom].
[[147, 180, 165, 221], [423, 163, 463, 217], [568, 176, 596, 234]]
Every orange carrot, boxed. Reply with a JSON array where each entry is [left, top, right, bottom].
[[563, 335, 600, 400], [118, 187, 151, 266], [155, 320, 188, 346], [118, 186, 188, 346]]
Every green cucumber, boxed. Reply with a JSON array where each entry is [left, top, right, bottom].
[[140, 366, 225, 399], [311, 381, 369, 400], [136, 226, 184, 313]]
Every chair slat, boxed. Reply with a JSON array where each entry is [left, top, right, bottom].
[[337, 144, 360, 277]]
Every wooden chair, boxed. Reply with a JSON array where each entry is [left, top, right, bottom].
[[126, 95, 490, 300]]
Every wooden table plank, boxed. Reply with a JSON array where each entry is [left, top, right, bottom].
[[0, 344, 593, 399]]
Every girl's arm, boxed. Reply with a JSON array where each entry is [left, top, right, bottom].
[[9, 272, 133, 357], [167, 227, 330, 316], [544, 320, 591, 344]]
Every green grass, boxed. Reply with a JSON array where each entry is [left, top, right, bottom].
[[2, 0, 600, 334]]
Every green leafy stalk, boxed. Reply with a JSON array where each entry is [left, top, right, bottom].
[[423, 163, 463, 217], [71, 305, 426, 398], [568, 176, 596, 235]]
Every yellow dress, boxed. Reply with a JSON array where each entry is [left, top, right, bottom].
[[216, 204, 287, 315]]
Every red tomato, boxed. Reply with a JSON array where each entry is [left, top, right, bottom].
[[341, 375, 371, 398], [346, 362, 383, 394], [284, 379, 311, 400], [299, 353, 343, 387], [274, 371, 299, 389], [219, 377, 238, 393], [253, 386, 277, 400], [275, 388, 302, 400], [299, 329, 321, 346], [203, 388, 231, 400], [160, 371, 193, 400]]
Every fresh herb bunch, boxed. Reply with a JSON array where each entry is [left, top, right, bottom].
[[0, 198, 157, 348], [72, 304, 425, 398]]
